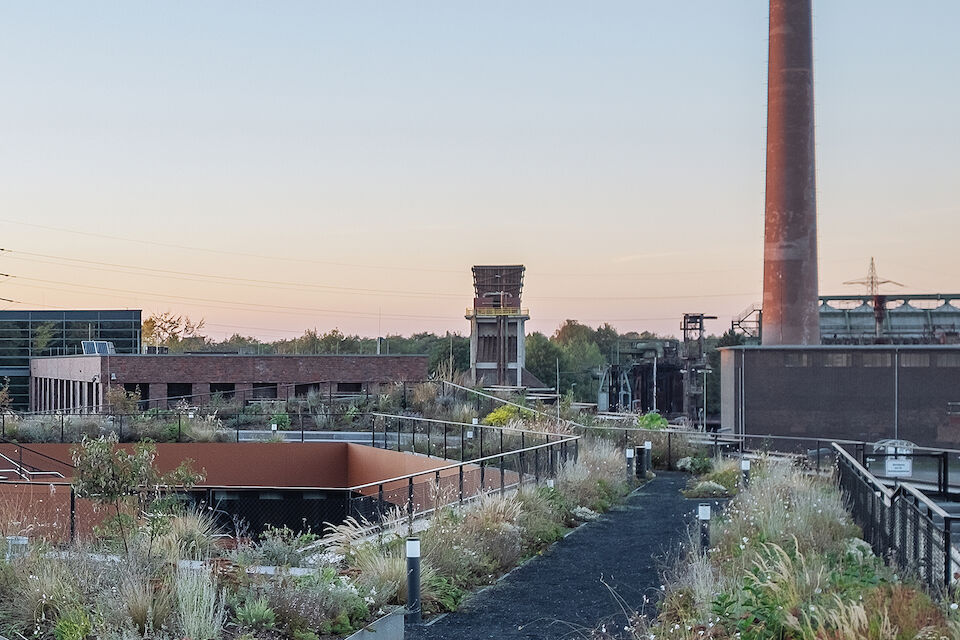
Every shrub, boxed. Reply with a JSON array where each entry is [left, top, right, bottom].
[[53, 608, 91, 640], [481, 404, 533, 427], [120, 572, 174, 636], [266, 571, 369, 635], [234, 596, 276, 631], [258, 525, 318, 567], [175, 566, 226, 640], [676, 456, 713, 475], [635, 411, 667, 430], [556, 438, 628, 512]]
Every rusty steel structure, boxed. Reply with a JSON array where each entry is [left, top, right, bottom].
[[762, 0, 820, 345], [466, 265, 530, 386]]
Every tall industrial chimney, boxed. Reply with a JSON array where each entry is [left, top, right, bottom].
[[762, 0, 820, 345]]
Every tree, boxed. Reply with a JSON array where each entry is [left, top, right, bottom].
[[0, 377, 11, 412], [71, 434, 203, 554], [142, 312, 207, 351], [524, 333, 566, 389], [32, 322, 57, 354], [560, 339, 605, 402], [553, 319, 595, 346], [594, 323, 620, 362]]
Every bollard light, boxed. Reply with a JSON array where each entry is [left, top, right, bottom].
[[698, 503, 711, 551], [406, 537, 422, 624], [740, 459, 751, 487], [271, 423, 278, 432], [546, 478, 555, 489], [644, 440, 652, 471], [625, 447, 635, 481]]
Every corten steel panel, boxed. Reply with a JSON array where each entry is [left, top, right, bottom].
[[762, 0, 820, 345], [345, 443, 450, 487], [4, 442, 350, 487]]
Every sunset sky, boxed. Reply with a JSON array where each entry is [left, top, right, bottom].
[[1, 1, 958, 341]]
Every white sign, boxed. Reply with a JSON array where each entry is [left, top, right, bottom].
[[885, 446, 913, 477]]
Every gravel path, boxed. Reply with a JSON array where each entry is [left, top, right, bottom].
[[407, 471, 694, 640]]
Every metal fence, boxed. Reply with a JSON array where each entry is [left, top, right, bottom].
[[834, 442, 959, 593], [347, 422, 578, 524], [0, 415, 579, 543]]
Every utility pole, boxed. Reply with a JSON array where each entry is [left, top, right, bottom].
[[556, 357, 561, 422]]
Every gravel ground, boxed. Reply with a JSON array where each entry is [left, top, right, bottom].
[[407, 471, 694, 640]]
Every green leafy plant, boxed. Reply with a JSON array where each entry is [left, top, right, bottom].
[[234, 596, 276, 631], [635, 411, 668, 430], [52, 608, 90, 640], [70, 434, 204, 554]]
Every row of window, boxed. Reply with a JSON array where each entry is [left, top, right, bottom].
[[781, 352, 960, 368]]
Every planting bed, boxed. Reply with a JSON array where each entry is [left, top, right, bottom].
[[408, 472, 691, 640]]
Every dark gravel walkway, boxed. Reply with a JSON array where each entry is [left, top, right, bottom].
[[407, 471, 693, 640]]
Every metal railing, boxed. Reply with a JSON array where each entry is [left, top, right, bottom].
[[834, 442, 959, 593], [347, 418, 578, 524]]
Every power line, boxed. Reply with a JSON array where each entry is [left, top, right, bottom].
[[0, 248, 462, 299], [0, 218, 463, 274]]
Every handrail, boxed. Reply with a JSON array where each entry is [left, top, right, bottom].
[[345, 433, 580, 492], [894, 482, 953, 520], [832, 442, 894, 499], [0, 437, 76, 470], [0, 452, 66, 480], [370, 412, 565, 437]]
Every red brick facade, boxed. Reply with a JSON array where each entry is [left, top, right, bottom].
[[29, 354, 428, 411]]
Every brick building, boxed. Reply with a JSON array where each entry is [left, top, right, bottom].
[[29, 353, 428, 412], [720, 345, 960, 448]]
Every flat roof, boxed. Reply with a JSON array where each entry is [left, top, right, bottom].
[[30, 353, 428, 359], [720, 344, 960, 351]]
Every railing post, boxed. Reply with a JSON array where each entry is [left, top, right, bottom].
[[667, 431, 672, 470], [378, 484, 385, 521], [712, 433, 719, 458], [70, 487, 76, 542], [397, 418, 402, 452], [925, 504, 934, 588], [60, 414, 65, 443], [426, 421, 431, 457], [534, 446, 540, 483], [520, 432, 525, 483], [460, 425, 465, 462], [458, 464, 464, 504], [945, 516, 954, 589], [407, 477, 414, 521], [500, 451, 505, 495], [178, 413, 182, 442], [443, 425, 448, 460], [816, 439, 821, 472], [941, 452, 949, 495]]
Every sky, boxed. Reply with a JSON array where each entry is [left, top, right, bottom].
[[1, 1, 958, 341]]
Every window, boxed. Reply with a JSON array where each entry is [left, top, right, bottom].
[[167, 383, 193, 402], [937, 353, 960, 367], [862, 353, 892, 367], [210, 383, 235, 399], [337, 382, 363, 394], [252, 383, 278, 400], [823, 353, 852, 367], [900, 353, 930, 367], [784, 353, 810, 367]]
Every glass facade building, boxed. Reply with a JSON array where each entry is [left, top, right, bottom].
[[0, 310, 141, 410]]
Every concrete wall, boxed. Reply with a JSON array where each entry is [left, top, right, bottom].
[[721, 346, 960, 448]]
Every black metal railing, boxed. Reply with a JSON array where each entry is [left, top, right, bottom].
[[834, 442, 958, 593]]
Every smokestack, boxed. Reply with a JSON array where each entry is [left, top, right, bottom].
[[762, 0, 820, 345]]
